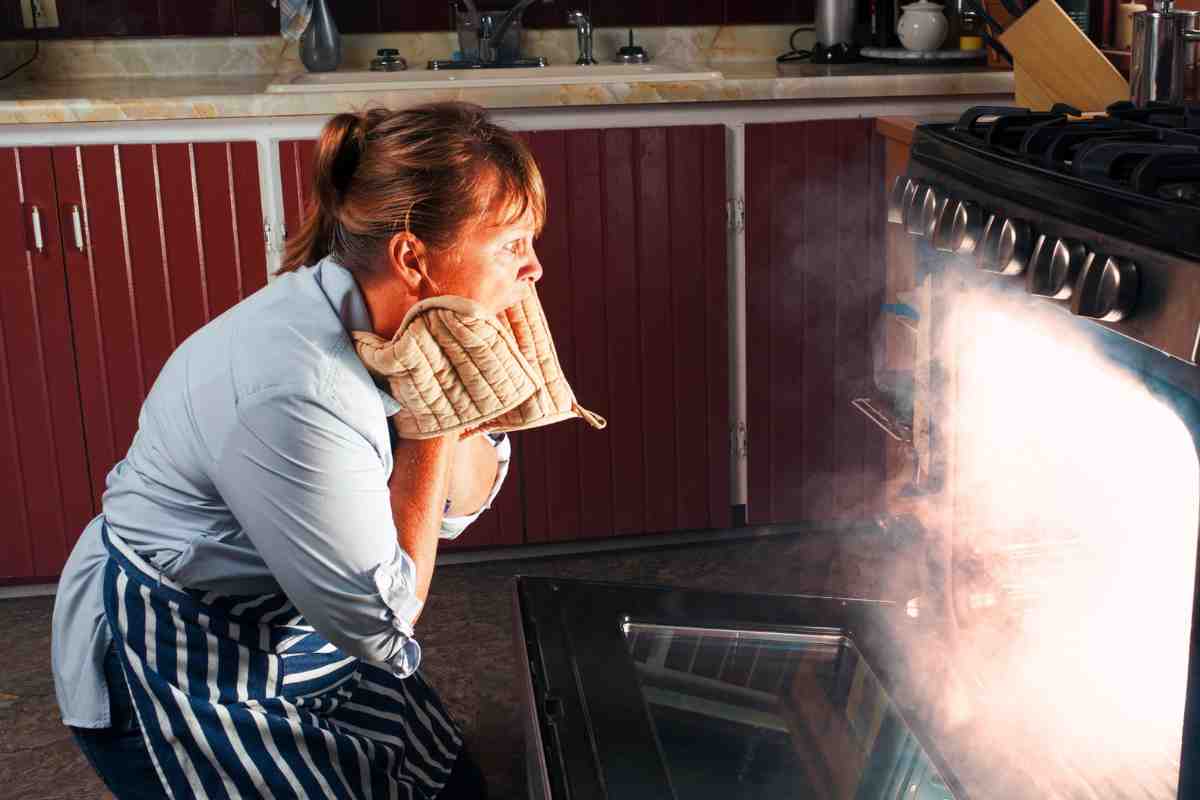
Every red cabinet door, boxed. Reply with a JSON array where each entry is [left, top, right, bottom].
[[745, 119, 888, 525], [279, 139, 317, 245], [56, 141, 268, 509], [520, 126, 731, 543], [0, 148, 93, 583]]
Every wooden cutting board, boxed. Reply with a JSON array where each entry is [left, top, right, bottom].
[[998, 0, 1129, 111]]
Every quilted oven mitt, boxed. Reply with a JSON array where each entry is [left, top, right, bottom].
[[352, 285, 606, 439], [351, 295, 539, 439], [480, 283, 606, 435]]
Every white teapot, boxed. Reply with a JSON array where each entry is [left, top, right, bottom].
[[898, 0, 949, 51]]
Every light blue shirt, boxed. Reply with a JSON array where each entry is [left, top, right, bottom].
[[51, 257, 511, 728]]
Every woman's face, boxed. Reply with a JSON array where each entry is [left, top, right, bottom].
[[427, 206, 543, 315]]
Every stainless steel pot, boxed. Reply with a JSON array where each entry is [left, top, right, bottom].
[[1130, 0, 1200, 106]]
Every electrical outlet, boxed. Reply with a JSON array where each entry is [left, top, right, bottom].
[[21, 0, 60, 29]]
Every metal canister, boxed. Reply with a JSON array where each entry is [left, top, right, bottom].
[[815, 0, 859, 46], [1130, 0, 1200, 106]]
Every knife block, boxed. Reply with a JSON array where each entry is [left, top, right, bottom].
[[984, 0, 1018, 68], [998, 0, 1129, 110]]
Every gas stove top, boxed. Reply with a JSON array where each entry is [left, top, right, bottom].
[[911, 103, 1200, 259]]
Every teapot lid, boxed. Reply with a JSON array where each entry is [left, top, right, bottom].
[[902, 0, 945, 9]]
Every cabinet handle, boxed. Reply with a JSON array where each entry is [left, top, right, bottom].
[[70, 204, 85, 253], [29, 205, 44, 254]]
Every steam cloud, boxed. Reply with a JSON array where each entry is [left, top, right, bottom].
[[895, 282, 1199, 799]]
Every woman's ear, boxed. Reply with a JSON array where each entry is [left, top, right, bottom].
[[386, 232, 434, 293]]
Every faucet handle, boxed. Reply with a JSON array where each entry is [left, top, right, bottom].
[[370, 48, 408, 71], [616, 28, 650, 64]]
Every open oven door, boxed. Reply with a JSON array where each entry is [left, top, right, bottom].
[[513, 576, 963, 800]]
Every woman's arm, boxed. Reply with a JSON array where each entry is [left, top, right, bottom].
[[389, 434, 458, 614], [215, 391, 429, 677], [389, 433, 500, 616]]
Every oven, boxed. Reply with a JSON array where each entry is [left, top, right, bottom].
[[515, 102, 1200, 799], [887, 101, 1200, 800]]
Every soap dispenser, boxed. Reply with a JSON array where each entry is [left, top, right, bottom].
[[300, 0, 342, 72]]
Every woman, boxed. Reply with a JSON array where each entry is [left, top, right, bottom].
[[51, 101, 546, 799]]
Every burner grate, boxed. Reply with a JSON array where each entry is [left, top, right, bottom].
[[940, 103, 1200, 206]]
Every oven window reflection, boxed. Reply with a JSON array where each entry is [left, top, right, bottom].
[[622, 623, 953, 799]]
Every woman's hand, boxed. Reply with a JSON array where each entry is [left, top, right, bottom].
[[445, 434, 500, 517]]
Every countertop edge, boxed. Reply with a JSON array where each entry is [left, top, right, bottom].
[[0, 68, 1015, 126]]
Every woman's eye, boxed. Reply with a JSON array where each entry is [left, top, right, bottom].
[[506, 240, 523, 255]]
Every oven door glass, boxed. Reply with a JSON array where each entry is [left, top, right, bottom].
[[623, 623, 953, 800], [515, 577, 962, 800]]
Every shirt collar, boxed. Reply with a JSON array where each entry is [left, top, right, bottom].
[[313, 256, 402, 417]]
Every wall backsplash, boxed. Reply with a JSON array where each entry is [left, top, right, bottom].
[[0, 25, 806, 79], [1, 0, 816, 39]]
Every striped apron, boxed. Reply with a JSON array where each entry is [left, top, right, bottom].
[[101, 525, 463, 800]]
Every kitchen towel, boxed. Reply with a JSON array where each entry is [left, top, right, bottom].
[[277, 0, 313, 41]]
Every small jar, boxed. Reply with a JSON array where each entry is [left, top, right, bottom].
[[958, 10, 985, 50], [898, 0, 950, 52]]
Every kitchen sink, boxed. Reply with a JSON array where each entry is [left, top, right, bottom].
[[266, 63, 723, 93]]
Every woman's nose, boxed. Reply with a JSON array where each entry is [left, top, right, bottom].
[[520, 249, 543, 283]]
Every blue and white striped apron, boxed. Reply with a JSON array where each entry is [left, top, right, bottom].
[[101, 525, 463, 800]]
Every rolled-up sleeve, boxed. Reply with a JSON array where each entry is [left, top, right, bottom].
[[212, 386, 422, 677], [440, 432, 513, 540]]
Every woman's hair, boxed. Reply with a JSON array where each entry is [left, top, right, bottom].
[[280, 102, 546, 275]]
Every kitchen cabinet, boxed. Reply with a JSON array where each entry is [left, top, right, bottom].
[[0, 147, 93, 582], [282, 125, 731, 549], [744, 118, 888, 526], [517, 127, 730, 544], [279, 138, 316, 241], [58, 141, 268, 509], [0, 140, 267, 583]]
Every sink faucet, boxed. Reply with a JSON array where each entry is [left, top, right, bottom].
[[567, 10, 597, 65], [482, 0, 548, 64], [431, 0, 549, 69]]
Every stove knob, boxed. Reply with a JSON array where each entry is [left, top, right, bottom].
[[932, 199, 984, 255], [1071, 253, 1139, 321], [919, 187, 949, 239], [1027, 235, 1086, 299], [888, 175, 912, 224], [905, 182, 931, 236], [892, 178, 916, 227], [977, 216, 1032, 276]]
